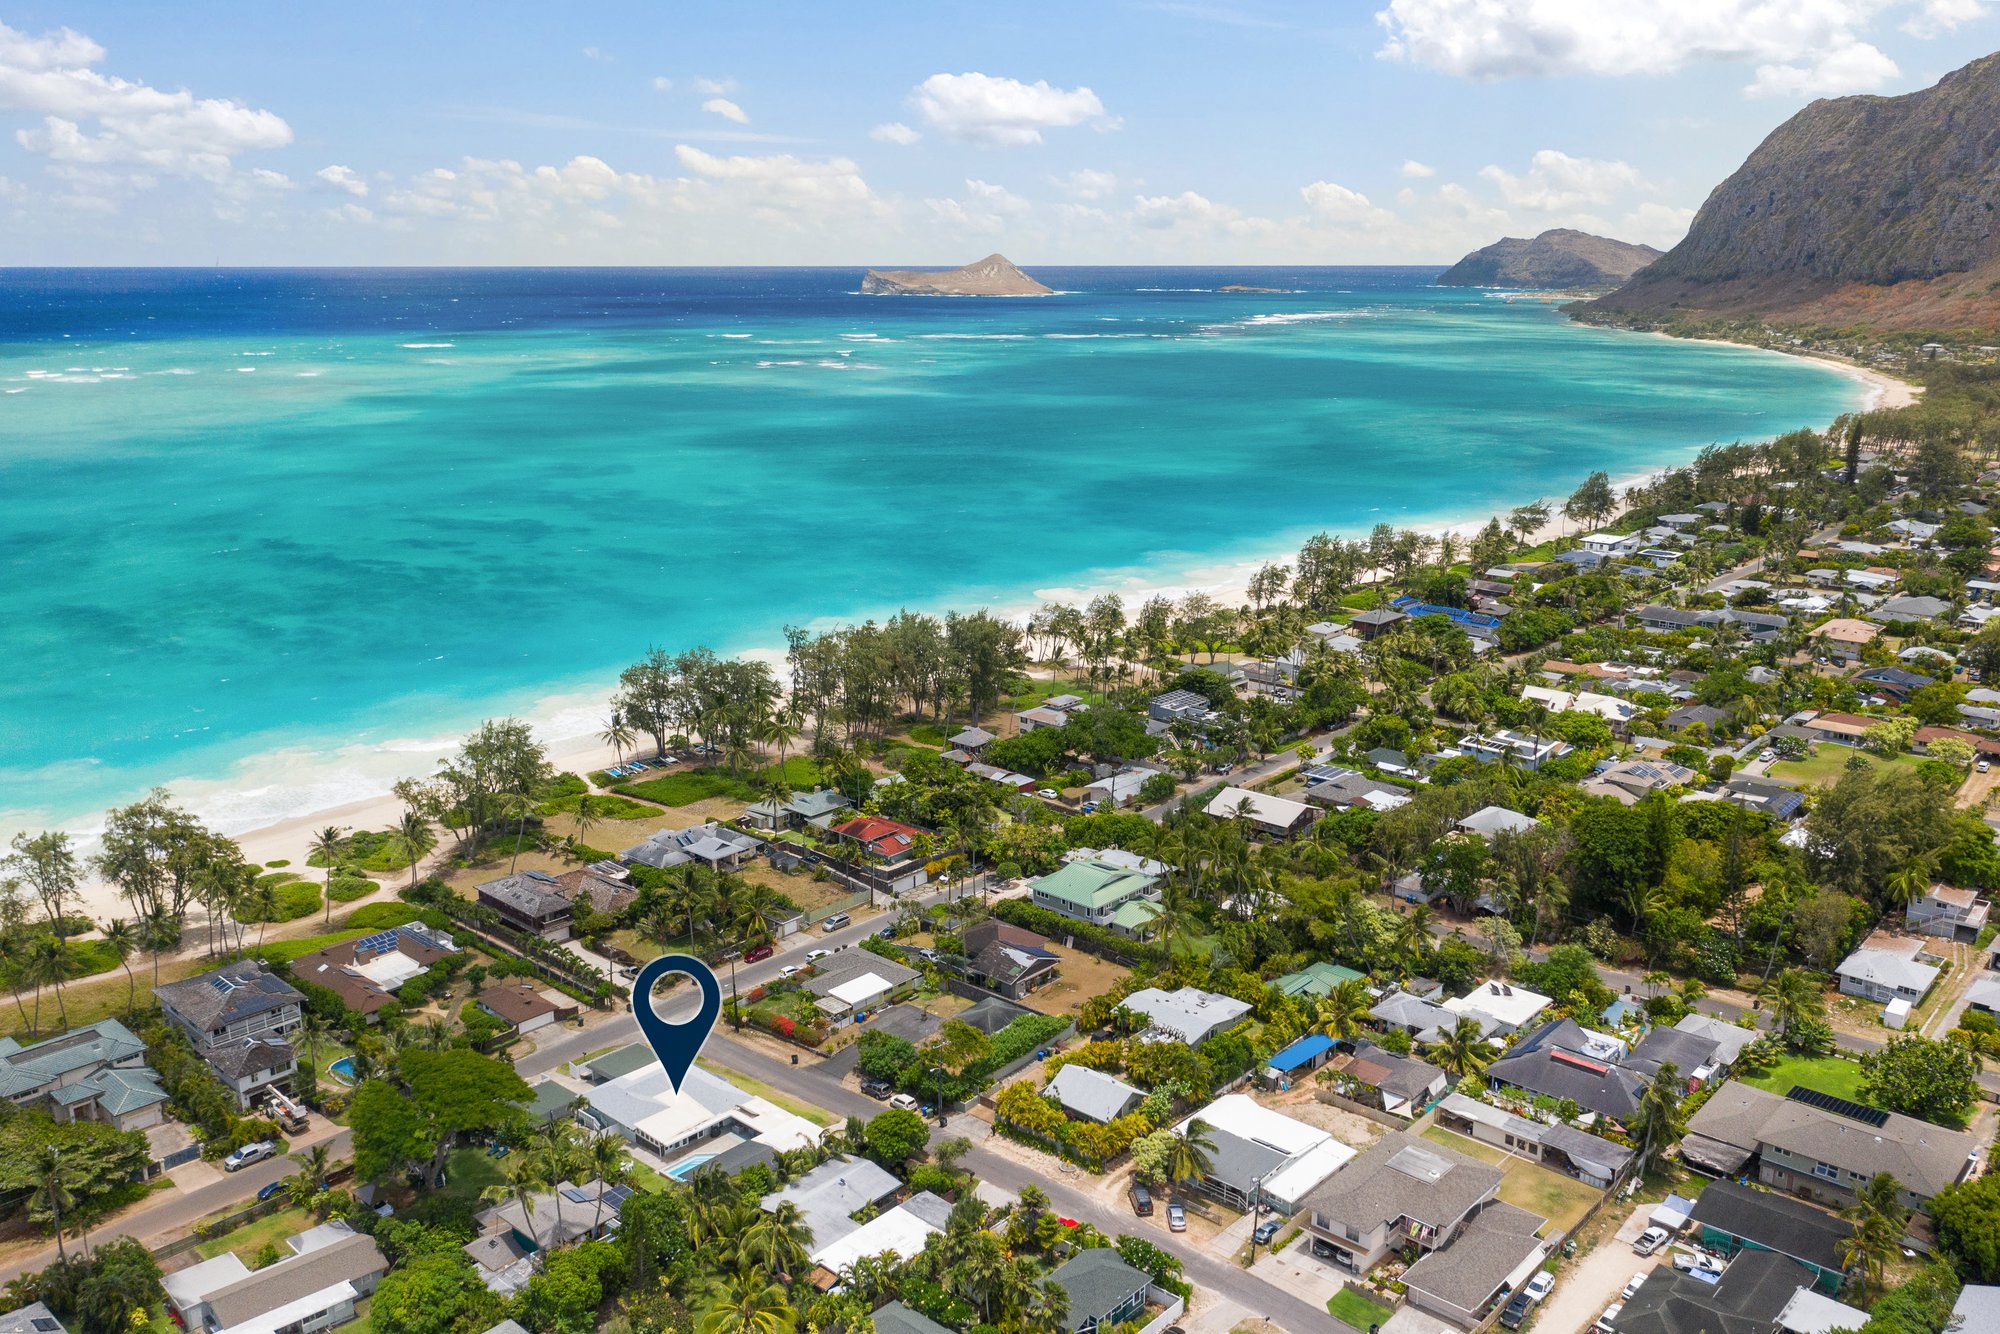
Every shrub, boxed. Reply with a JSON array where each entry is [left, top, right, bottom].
[[328, 873, 376, 903], [343, 902, 422, 931]]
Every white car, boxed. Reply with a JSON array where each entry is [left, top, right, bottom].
[[1523, 1272, 1555, 1304], [1036, 788, 1060, 800], [805, 949, 832, 962], [1634, 1226, 1671, 1255], [224, 1140, 275, 1172], [778, 965, 802, 979], [1593, 1303, 1623, 1334], [1621, 1272, 1649, 1301], [1981, 760, 1992, 773]]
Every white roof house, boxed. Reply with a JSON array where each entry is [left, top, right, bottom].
[[1835, 935, 1943, 1003], [1202, 787, 1317, 838], [1521, 685, 1639, 727], [586, 1058, 822, 1159], [1776, 1288, 1871, 1334], [1672, 1014, 1759, 1067], [1443, 980, 1552, 1035], [810, 1195, 950, 1274], [1173, 1093, 1358, 1214], [1455, 806, 1539, 839], [1122, 986, 1252, 1046], [1580, 532, 1643, 555]]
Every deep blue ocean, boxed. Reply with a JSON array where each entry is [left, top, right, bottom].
[[0, 267, 1862, 836]]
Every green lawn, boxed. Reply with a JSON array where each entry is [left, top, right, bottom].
[[614, 758, 819, 808], [539, 791, 661, 820], [405, 1145, 507, 1225], [1767, 748, 1924, 788], [1422, 1127, 1599, 1232], [252, 928, 369, 966], [1738, 1054, 1868, 1103], [694, 1056, 836, 1127], [1327, 1286, 1394, 1331], [196, 1204, 316, 1262]]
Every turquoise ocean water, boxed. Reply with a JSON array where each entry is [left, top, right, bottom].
[[0, 267, 1863, 837]]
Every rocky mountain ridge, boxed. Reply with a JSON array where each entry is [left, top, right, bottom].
[[861, 254, 1053, 297], [1436, 229, 1662, 289]]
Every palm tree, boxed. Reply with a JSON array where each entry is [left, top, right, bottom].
[[308, 825, 347, 926], [1762, 968, 1827, 1051], [34, 1145, 71, 1263], [1315, 978, 1374, 1042], [1166, 1118, 1217, 1194], [1839, 1173, 1909, 1300], [25, 935, 68, 1032], [739, 1199, 814, 1280], [1631, 1063, 1686, 1175], [1392, 903, 1435, 970], [395, 809, 435, 887], [586, 1130, 629, 1232], [695, 1274, 795, 1334], [1430, 1016, 1494, 1078], [288, 1143, 334, 1207], [100, 918, 139, 1015], [1882, 860, 1932, 912], [570, 795, 602, 859], [598, 713, 636, 766]]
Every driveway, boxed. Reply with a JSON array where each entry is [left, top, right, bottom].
[[1532, 1204, 1658, 1334]]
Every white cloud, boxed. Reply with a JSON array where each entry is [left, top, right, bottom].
[[1132, 190, 1240, 228], [0, 18, 291, 181], [1052, 168, 1118, 199], [1746, 42, 1899, 97], [702, 97, 749, 124], [314, 164, 369, 197], [248, 168, 292, 189], [582, 46, 611, 63], [1299, 180, 1394, 227], [870, 121, 920, 145], [691, 77, 737, 95], [1399, 159, 1436, 178], [1621, 200, 1697, 246], [1904, 0, 1987, 36], [1478, 149, 1642, 210], [651, 76, 674, 92], [1374, 0, 1917, 97], [673, 144, 875, 206], [911, 72, 1114, 146]]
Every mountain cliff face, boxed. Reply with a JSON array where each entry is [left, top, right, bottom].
[[1436, 229, 1661, 289], [1586, 51, 2000, 331], [860, 254, 1053, 296]]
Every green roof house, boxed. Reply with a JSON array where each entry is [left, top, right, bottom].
[[1030, 857, 1163, 939], [1272, 961, 1367, 999]]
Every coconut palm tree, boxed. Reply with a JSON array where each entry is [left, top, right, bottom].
[[694, 1273, 795, 1334], [598, 713, 636, 766], [25, 935, 68, 1032], [1315, 978, 1374, 1042], [1882, 859, 1932, 911], [1429, 1016, 1495, 1078], [100, 918, 139, 1015], [569, 794, 602, 860], [586, 1130, 629, 1232], [1166, 1118, 1217, 1195], [308, 825, 347, 926], [1839, 1172, 1909, 1300], [739, 1199, 814, 1280], [34, 1144, 72, 1263], [395, 809, 435, 887]]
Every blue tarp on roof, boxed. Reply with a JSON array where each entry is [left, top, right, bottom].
[[1266, 1033, 1335, 1072]]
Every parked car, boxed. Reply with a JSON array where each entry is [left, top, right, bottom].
[[1129, 1184, 1153, 1217], [877, 926, 897, 939], [778, 964, 801, 979], [1622, 1272, 1649, 1301], [1252, 1219, 1283, 1245], [1036, 788, 1060, 800], [860, 1078, 893, 1100], [744, 943, 775, 963], [1981, 759, 1992, 773], [822, 913, 851, 931], [256, 1180, 287, 1202], [1673, 1250, 1723, 1275], [1167, 1202, 1186, 1232], [1499, 1292, 1532, 1330], [806, 948, 832, 961], [1634, 1226, 1670, 1255], [224, 1141, 275, 1172], [888, 1093, 920, 1112], [1593, 1304, 1623, 1334], [1523, 1272, 1555, 1304], [1078, 802, 1098, 814]]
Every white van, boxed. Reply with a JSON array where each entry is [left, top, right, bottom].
[[888, 1093, 920, 1112]]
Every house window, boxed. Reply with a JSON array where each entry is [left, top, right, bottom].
[[1811, 1161, 1840, 1181]]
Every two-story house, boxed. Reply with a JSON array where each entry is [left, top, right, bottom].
[[0, 1019, 170, 1132], [1907, 884, 1991, 943], [476, 871, 575, 941], [1029, 855, 1162, 938], [1298, 1131, 1503, 1274], [154, 962, 303, 1110]]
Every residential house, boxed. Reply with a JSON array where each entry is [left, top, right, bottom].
[[958, 919, 1060, 998], [1016, 705, 1070, 732], [1300, 767, 1411, 812], [1869, 595, 1953, 624], [1587, 759, 1698, 804], [870, 1303, 954, 1334], [551, 864, 638, 916], [475, 981, 577, 1037], [1484, 1018, 1645, 1122], [1664, 704, 1729, 734], [0, 1304, 67, 1334], [1835, 932, 1943, 1003], [1202, 786, 1319, 840], [1455, 805, 1539, 838], [1348, 608, 1408, 641], [154, 962, 303, 1110], [166, 1221, 387, 1334], [621, 823, 764, 875], [0, 1019, 169, 1132], [1907, 884, 1990, 942], [1522, 685, 1641, 734], [1046, 1064, 1143, 1125], [583, 1052, 822, 1165], [1803, 712, 1875, 747], [1299, 1131, 1504, 1273], [1147, 689, 1216, 725], [1581, 531, 1644, 558], [1401, 1201, 1548, 1326], [1617, 1250, 1852, 1334], [476, 871, 575, 941], [745, 788, 851, 832], [1454, 731, 1571, 770], [1435, 1093, 1635, 1188], [1122, 986, 1251, 1046], [760, 1155, 904, 1268], [1722, 777, 1806, 821], [466, 1180, 628, 1295], [1082, 767, 1152, 809], [1952, 1288, 2000, 1334], [1443, 980, 1552, 1037], [1811, 619, 1880, 661], [1323, 1042, 1449, 1117], [1269, 961, 1366, 1000], [1914, 726, 2000, 760], [804, 953, 922, 1024], [1855, 666, 1935, 701], [947, 726, 996, 754], [290, 922, 461, 1022], [828, 814, 926, 864], [1688, 1180, 1851, 1294], [1672, 1014, 1760, 1068], [1624, 1026, 1725, 1087], [1029, 855, 1162, 938], [1263, 1033, 1338, 1086], [1170, 1094, 1356, 1214], [1682, 1081, 1978, 1214], [1368, 990, 1466, 1045], [1047, 1248, 1154, 1334]]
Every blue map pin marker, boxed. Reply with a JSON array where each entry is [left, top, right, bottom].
[[631, 953, 722, 1094]]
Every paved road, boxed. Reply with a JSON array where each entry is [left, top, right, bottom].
[[0, 1128, 354, 1286]]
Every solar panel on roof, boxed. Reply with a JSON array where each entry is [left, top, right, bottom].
[[1786, 1085, 1888, 1127], [560, 1185, 592, 1203], [355, 930, 404, 956]]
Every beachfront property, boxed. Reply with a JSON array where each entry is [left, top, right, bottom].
[[1682, 1081, 1978, 1214], [0, 1019, 169, 1132], [619, 823, 765, 875], [1028, 854, 1163, 938], [743, 787, 852, 833], [580, 1045, 822, 1168], [1201, 786, 1318, 840], [154, 961, 303, 1110], [1299, 1130, 1503, 1273], [1120, 986, 1251, 1046], [476, 870, 575, 941], [550, 864, 638, 917], [164, 1219, 387, 1334], [290, 922, 461, 1022], [1169, 1094, 1356, 1214]]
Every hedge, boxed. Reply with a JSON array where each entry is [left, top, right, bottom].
[[990, 899, 1162, 964]]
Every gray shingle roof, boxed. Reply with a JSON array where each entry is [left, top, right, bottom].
[[0, 1301, 66, 1334], [155, 962, 302, 1031], [1401, 1201, 1545, 1315], [1301, 1130, 1502, 1233], [203, 1231, 386, 1328], [1688, 1180, 1850, 1272], [1046, 1064, 1142, 1124], [1685, 1081, 1978, 1199], [476, 870, 573, 919], [1047, 1248, 1151, 1330], [870, 1302, 954, 1334]]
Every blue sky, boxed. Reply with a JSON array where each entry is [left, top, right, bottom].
[[1, 0, 1995, 264]]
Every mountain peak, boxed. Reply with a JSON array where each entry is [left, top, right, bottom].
[[1436, 230, 1661, 290], [861, 254, 1053, 297]]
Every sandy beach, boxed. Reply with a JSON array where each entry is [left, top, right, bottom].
[[48, 336, 1916, 924]]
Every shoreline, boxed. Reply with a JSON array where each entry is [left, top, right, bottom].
[[34, 331, 1906, 921]]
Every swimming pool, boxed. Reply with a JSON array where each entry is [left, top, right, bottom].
[[664, 1152, 716, 1181], [328, 1057, 358, 1086]]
